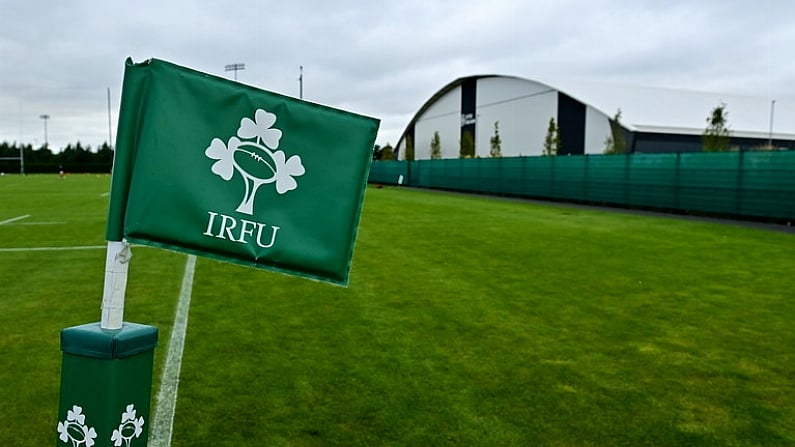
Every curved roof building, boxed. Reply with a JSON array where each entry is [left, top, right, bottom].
[[395, 75, 795, 159]]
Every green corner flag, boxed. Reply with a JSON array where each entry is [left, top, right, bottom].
[[107, 58, 379, 285]]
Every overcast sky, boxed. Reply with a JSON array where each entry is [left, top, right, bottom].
[[1, 0, 793, 151]]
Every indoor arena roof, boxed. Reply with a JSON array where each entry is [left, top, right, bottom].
[[420, 75, 795, 140]]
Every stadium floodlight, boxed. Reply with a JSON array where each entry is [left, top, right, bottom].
[[39, 114, 50, 147], [224, 63, 245, 81]]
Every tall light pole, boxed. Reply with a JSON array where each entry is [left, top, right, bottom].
[[224, 63, 245, 81], [39, 114, 50, 148], [768, 100, 776, 148], [107, 88, 113, 150], [299, 66, 303, 99]]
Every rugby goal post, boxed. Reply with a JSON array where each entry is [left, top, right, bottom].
[[0, 147, 24, 175]]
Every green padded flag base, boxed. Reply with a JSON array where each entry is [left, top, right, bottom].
[[56, 323, 158, 447]]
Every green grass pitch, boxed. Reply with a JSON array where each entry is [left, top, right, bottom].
[[1, 174, 794, 445]]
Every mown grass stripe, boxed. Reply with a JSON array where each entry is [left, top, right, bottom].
[[151, 254, 196, 447]]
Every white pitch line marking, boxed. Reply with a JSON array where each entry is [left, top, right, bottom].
[[101, 192, 110, 197], [0, 245, 105, 252], [151, 254, 196, 447], [0, 214, 30, 225], [16, 221, 66, 226]]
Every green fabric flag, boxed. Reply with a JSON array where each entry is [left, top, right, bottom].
[[107, 58, 379, 286]]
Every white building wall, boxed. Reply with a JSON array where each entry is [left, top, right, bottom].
[[475, 77, 558, 157], [406, 77, 607, 159], [413, 86, 461, 160], [584, 106, 612, 154]]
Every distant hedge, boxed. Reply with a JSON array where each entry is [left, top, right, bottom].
[[0, 142, 113, 174]]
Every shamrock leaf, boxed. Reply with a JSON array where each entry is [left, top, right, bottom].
[[121, 404, 137, 423], [67, 405, 86, 425], [272, 150, 305, 194], [57, 421, 69, 443], [205, 137, 240, 181], [84, 427, 97, 447], [237, 109, 283, 149]]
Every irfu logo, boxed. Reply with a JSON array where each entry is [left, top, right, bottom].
[[205, 109, 305, 215], [202, 109, 303, 250]]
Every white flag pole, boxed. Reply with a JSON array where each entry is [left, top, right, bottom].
[[100, 240, 132, 330]]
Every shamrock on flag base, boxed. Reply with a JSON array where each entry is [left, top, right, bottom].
[[56, 58, 379, 445]]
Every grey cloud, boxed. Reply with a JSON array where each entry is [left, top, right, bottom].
[[0, 0, 793, 150]]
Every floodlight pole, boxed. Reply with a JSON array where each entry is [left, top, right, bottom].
[[39, 114, 50, 147], [224, 63, 245, 81], [768, 100, 776, 148], [299, 66, 303, 99], [107, 88, 113, 151], [18, 100, 24, 175]]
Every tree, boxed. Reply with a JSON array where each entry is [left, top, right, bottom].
[[543, 117, 560, 156], [603, 109, 627, 154], [0, 140, 120, 173], [96, 142, 114, 171], [430, 131, 442, 159], [404, 135, 415, 161], [702, 103, 730, 152], [380, 143, 394, 160], [489, 121, 502, 158], [459, 130, 475, 158], [372, 144, 382, 161]]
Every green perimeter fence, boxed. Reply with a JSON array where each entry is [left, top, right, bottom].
[[369, 151, 795, 222]]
